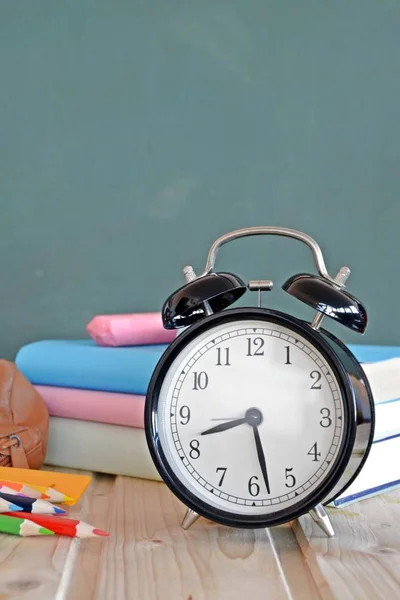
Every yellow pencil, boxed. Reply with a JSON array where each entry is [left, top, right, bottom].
[[0, 480, 74, 503]]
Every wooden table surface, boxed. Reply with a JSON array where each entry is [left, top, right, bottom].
[[0, 471, 399, 600]]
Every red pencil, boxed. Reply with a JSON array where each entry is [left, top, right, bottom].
[[6, 512, 109, 538]]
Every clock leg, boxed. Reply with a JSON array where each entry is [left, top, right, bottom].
[[181, 508, 200, 530], [309, 503, 335, 537]]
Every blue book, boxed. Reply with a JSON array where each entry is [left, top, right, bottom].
[[15, 341, 400, 396], [348, 344, 400, 363], [15, 340, 168, 395]]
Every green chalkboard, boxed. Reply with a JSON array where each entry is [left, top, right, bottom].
[[0, 0, 399, 359]]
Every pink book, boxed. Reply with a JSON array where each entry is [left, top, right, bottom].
[[35, 385, 145, 428], [86, 312, 176, 347]]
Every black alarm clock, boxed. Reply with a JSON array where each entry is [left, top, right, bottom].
[[145, 226, 374, 536]]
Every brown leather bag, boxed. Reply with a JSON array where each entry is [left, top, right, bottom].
[[0, 360, 49, 469]]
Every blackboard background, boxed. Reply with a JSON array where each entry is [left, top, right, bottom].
[[1, 1, 399, 359]]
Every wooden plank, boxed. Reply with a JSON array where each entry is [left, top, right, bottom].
[[0, 468, 398, 599], [56, 472, 116, 600], [294, 490, 400, 600], [80, 476, 321, 600]]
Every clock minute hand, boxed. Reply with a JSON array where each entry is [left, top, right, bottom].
[[252, 425, 271, 494], [200, 417, 247, 436]]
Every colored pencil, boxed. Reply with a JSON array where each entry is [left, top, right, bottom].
[[0, 491, 66, 515], [0, 514, 54, 537], [0, 497, 24, 513], [6, 512, 109, 539], [0, 481, 42, 499], [0, 485, 30, 498], [32, 485, 73, 504], [0, 481, 74, 503], [0, 466, 91, 504], [27, 484, 74, 504]]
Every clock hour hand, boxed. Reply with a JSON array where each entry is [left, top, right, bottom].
[[252, 424, 271, 495], [200, 417, 247, 436]]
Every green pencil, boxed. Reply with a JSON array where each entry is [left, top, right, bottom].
[[0, 514, 54, 536]]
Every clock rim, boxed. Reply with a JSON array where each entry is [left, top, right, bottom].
[[145, 307, 357, 529]]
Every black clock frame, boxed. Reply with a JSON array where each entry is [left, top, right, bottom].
[[145, 307, 365, 529]]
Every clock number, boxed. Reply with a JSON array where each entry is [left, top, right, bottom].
[[216, 347, 231, 366], [310, 370, 322, 389], [285, 467, 296, 488], [248, 476, 260, 497], [246, 337, 265, 356], [179, 405, 191, 425], [320, 407, 332, 428], [216, 467, 227, 486], [307, 442, 321, 462], [192, 371, 208, 390], [285, 345, 291, 365], [189, 440, 200, 459]]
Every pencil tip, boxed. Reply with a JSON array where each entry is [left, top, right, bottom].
[[93, 528, 109, 537], [39, 527, 55, 536], [54, 506, 67, 515], [10, 504, 23, 511]]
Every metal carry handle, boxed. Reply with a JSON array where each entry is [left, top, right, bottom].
[[200, 226, 347, 287]]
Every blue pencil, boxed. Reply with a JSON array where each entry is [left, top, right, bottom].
[[0, 491, 66, 515]]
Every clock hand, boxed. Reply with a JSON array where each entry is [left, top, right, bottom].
[[200, 417, 247, 436], [251, 424, 271, 494], [202, 407, 264, 435]]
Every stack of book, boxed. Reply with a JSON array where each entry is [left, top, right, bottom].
[[332, 347, 400, 507], [15, 314, 177, 481], [14, 316, 400, 507]]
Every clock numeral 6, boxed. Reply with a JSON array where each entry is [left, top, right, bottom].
[[189, 439, 200, 459], [310, 370, 322, 389], [192, 371, 208, 390], [246, 337, 265, 356], [179, 405, 191, 425], [320, 407, 332, 427], [216, 347, 231, 366], [307, 442, 321, 462], [216, 467, 227, 486], [285, 467, 296, 488], [248, 476, 260, 497]]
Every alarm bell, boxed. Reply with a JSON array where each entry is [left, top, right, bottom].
[[162, 272, 246, 329], [282, 273, 368, 333], [162, 226, 368, 335]]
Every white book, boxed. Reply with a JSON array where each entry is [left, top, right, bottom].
[[362, 359, 400, 440], [45, 417, 162, 481], [330, 434, 400, 506]]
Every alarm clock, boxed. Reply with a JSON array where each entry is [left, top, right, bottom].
[[145, 226, 374, 537]]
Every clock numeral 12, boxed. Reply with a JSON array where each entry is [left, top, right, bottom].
[[216, 467, 227, 486], [216, 347, 230, 366], [307, 442, 321, 462], [192, 371, 208, 390], [246, 337, 265, 356]]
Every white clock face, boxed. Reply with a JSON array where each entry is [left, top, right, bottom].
[[156, 317, 345, 517]]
